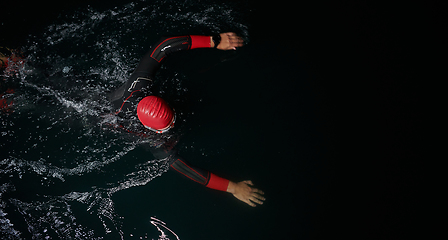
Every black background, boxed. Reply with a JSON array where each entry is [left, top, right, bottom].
[[248, 1, 439, 239]]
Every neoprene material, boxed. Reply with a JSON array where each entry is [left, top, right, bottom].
[[189, 35, 212, 49], [170, 157, 229, 191], [108, 35, 231, 191], [137, 96, 174, 131], [206, 173, 230, 191]]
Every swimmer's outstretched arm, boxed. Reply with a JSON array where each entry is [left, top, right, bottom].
[[169, 155, 265, 207], [134, 32, 244, 77], [108, 32, 244, 110]]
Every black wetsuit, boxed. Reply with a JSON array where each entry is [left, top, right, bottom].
[[107, 35, 229, 191]]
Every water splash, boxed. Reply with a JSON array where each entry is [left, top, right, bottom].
[[1, 0, 249, 239], [150, 217, 180, 240]]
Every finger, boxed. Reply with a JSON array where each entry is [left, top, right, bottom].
[[235, 40, 244, 46], [250, 197, 264, 205], [229, 36, 243, 42], [229, 37, 244, 44], [227, 34, 243, 44], [243, 180, 254, 186], [252, 193, 266, 201], [252, 189, 264, 198], [242, 197, 256, 207], [227, 34, 240, 39], [251, 188, 265, 195], [246, 200, 257, 207], [230, 42, 244, 48]]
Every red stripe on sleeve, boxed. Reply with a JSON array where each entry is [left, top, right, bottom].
[[206, 173, 230, 192], [190, 35, 211, 49]]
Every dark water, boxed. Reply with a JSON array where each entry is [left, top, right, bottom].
[[1, 0, 323, 239], [2, 0, 435, 239]]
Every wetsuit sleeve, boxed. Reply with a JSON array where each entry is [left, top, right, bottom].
[[147, 145, 229, 192], [134, 35, 212, 76], [108, 35, 212, 111], [169, 155, 229, 192], [189, 35, 212, 49]]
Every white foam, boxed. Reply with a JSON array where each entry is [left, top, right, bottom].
[[1, 0, 249, 238]]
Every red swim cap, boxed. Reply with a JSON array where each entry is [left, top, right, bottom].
[[137, 96, 175, 133]]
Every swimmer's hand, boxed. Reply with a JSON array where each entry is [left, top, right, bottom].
[[227, 180, 265, 207], [211, 32, 244, 50]]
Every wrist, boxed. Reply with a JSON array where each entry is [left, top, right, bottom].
[[226, 181, 237, 194]]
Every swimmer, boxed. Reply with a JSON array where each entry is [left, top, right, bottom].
[[108, 33, 265, 207]]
